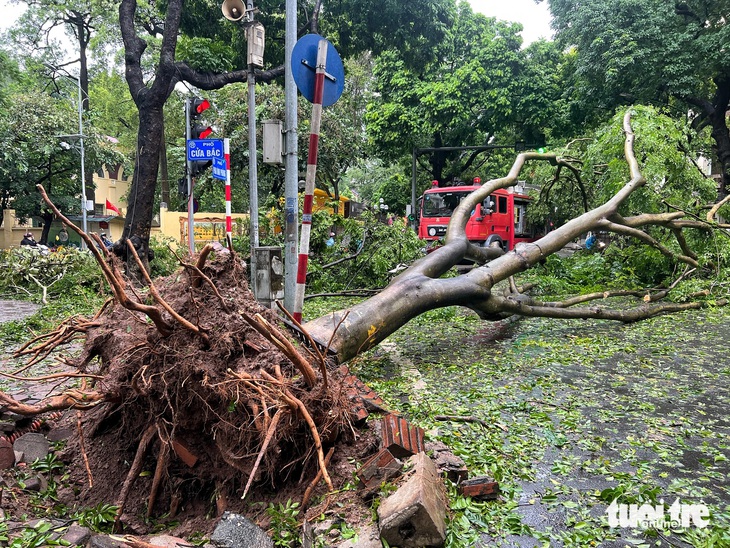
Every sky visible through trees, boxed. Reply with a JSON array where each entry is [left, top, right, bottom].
[[0, 0, 553, 45]]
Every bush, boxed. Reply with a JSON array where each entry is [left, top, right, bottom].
[[149, 236, 183, 278], [0, 246, 106, 300], [304, 210, 423, 293]]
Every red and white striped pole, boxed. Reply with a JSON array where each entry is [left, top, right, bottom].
[[292, 38, 328, 323], [224, 138, 232, 247]]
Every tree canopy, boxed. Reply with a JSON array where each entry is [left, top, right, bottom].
[[547, 0, 730, 195]]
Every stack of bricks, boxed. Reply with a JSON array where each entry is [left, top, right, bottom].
[[339, 365, 388, 425]]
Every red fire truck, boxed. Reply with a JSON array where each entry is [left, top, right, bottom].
[[417, 178, 537, 251]]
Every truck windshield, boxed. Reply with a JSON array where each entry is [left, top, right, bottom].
[[422, 191, 472, 217]]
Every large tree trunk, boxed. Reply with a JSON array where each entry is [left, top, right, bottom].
[[708, 76, 730, 197], [121, 104, 164, 269], [306, 112, 721, 363]]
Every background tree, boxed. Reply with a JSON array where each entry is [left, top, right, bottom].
[[9, 0, 121, 204], [547, 0, 730, 196], [116, 0, 456, 269], [0, 86, 121, 243], [365, 3, 526, 186]]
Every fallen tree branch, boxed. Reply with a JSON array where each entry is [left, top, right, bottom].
[[707, 194, 730, 222], [433, 414, 508, 432]]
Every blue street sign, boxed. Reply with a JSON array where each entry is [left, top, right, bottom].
[[212, 157, 227, 181], [187, 139, 224, 161], [291, 34, 345, 107]]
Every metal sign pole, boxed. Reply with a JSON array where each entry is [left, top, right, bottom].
[[283, 0, 298, 313], [225, 138, 232, 246], [292, 38, 328, 323], [186, 99, 195, 255]]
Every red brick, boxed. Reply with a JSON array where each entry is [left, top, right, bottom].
[[381, 414, 425, 458], [458, 477, 500, 500], [350, 405, 369, 425], [356, 448, 403, 489], [0, 438, 15, 469]]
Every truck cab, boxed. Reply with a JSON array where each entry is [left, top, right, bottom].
[[417, 179, 537, 251]]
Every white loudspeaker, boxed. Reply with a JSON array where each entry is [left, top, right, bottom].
[[222, 0, 245, 21]]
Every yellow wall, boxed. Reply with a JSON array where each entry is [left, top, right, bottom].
[[1, 165, 254, 250], [154, 208, 249, 248]]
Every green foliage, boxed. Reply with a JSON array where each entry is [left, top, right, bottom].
[[0, 247, 106, 300], [304, 210, 423, 293], [2, 520, 65, 547], [29, 454, 65, 476], [149, 237, 183, 278], [365, 5, 525, 182], [550, 0, 728, 113], [176, 37, 235, 73], [345, 160, 412, 216], [265, 499, 301, 547], [73, 502, 118, 532], [584, 106, 714, 213]]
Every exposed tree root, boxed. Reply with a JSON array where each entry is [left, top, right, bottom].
[[0, 187, 357, 530], [114, 424, 158, 531], [0, 390, 105, 415], [302, 446, 335, 508]]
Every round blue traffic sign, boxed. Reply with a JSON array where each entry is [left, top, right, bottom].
[[291, 34, 345, 107]]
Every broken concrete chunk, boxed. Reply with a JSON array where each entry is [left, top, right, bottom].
[[377, 452, 447, 548], [426, 441, 468, 483], [12, 432, 49, 464], [356, 448, 403, 489], [210, 511, 274, 548]]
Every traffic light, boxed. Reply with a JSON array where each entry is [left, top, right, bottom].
[[189, 97, 213, 140], [187, 97, 214, 176]]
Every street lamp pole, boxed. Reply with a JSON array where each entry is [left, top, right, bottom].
[[49, 63, 89, 250], [76, 70, 88, 248]]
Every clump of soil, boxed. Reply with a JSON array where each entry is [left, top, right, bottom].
[[49, 248, 371, 535]]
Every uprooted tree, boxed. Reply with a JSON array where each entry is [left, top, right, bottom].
[[1, 110, 728, 530]]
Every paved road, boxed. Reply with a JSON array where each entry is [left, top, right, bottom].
[[0, 300, 41, 324], [0, 300, 52, 408]]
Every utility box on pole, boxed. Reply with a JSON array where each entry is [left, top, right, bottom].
[[247, 22, 265, 67], [253, 246, 285, 309], [262, 119, 284, 165]]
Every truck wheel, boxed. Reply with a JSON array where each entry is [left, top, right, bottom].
[[484, 236, 505, 251]]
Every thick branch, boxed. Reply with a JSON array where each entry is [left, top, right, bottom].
[[597, 219, 699, 267]]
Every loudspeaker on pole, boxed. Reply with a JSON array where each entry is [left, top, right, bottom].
[[222, 0, 245, 21]]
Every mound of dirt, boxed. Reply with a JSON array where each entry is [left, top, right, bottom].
[[48, 248, 372, 535]]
